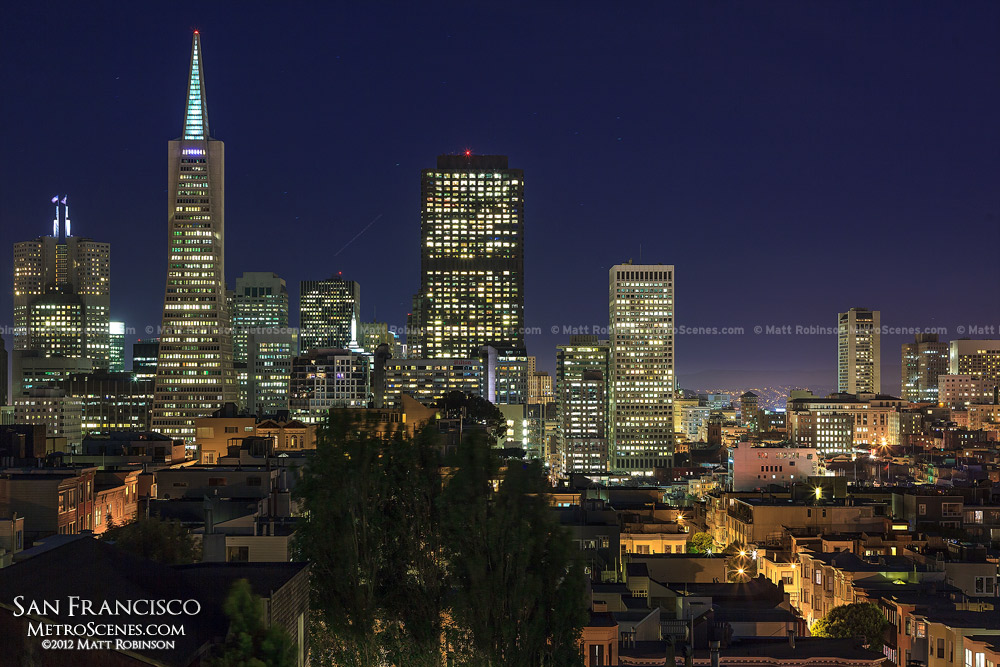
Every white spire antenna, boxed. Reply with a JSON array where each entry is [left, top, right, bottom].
[[62, 196, 71, 237], [51, 196, 59, 237]]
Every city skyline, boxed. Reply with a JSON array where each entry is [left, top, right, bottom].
[[1, 4, 998, 390]]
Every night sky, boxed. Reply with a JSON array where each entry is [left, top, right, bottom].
[[2, 2, 998, 394]]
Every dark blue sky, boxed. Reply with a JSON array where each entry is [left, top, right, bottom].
[[1, 2, 998, 391]]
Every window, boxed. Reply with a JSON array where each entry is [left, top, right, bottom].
[[226, 546, 249, 562], [815, 570, 822, 584], [224, 426, 238, 433], [247, 476, 262, 487], [938, 639, 945, 659], [208, 478, 227, 486], [966, 649, 973, 667], [975, 577, 995, 594], [919, 504, 927, 516]]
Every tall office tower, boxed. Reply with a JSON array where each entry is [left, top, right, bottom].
[[0, 335, 7, 406], [247, 330, 298, 416], [556, 336, 611, 475], [739, 391, 759, 433], [151, 32, 235, 441], [232, 272, 289, 363], [132, 338, 160, 380], [950, 339, 1000, 388], [360, 321, 399, 358], [837, 307, 880, 395], [901, 333, 949, 403], [609, 264, 675, 472], [412, 154, 525, 359], [13, 197, 110, 366], [109, 321, 126, 372], [299, 276, 361, 351], [62, 371, 154, 434]]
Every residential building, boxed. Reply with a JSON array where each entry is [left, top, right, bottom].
[[740, 391, 760, 432], [411, 153, 525, 359], [289, 348, 370, 422], [151, 31, 236, 442], [609, 264, 675, 472], [380, 357, 483, 409], [902, 333, 949, 403], [838, 307, 881, 394], [938, 374, 995, 409], [299, 275, 360, 351], [0, 466, 97, 542]]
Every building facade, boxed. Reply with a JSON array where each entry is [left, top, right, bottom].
[[132, 338, 159, 380], [247, 330, 298, 416], [609, 264, 675, 472], [108, 321, 126, 372], [412, 154, 525, 359], [13, 198, 110, 367], [232, 272, 289, 363], [290, 348, 370, 422], [949, 339, 1000, 388], [901, 333, 949, 403], [299, 276, 360, 351], [380, 358, 483, 409], [556, 336, 611, 475], [151, 31, 236, 441], [838, 307, 881, 394]]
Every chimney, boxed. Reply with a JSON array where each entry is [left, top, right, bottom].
[[203, 496, 214, 535], [710, 640, 720, 667]]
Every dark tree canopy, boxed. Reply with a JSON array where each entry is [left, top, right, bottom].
[[434, 390, 508, 442], [101, 515, 200, 565], [206, 578, 296, 667], [294, 410, 586, 667], [810, 602, 889, 648]]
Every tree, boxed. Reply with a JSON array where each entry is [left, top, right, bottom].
[[687, 532, 715, 554], [206, 578, 296, 667], [101, 515, 199, 564], [440, 435, 587, 666], [293, 410, 444, 666], [811, 602, 889, 648], [434, 390, 508, 443]]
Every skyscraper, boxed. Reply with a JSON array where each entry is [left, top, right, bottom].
[[109, 321, 126, 372], [132, 338, 160, 381], [247, 330, 298, 416], [0, 335, 7, 406], [949, 339, 1000, 388], [901, 333, 948, 403], [13, 198, 110, 366], [609, 264, 675, 472], [556, 336, 610, 475], [151, 32, 235, 441], [837, 307, 880, 394], [232, 272, 289, 363], [412, 154, 525, 359], [299, 276, 360, 351]]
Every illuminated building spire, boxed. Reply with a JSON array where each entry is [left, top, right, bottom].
[[182, 30, 209, 139]]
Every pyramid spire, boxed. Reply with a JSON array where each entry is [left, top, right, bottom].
[[182, 31, 209, 139]]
